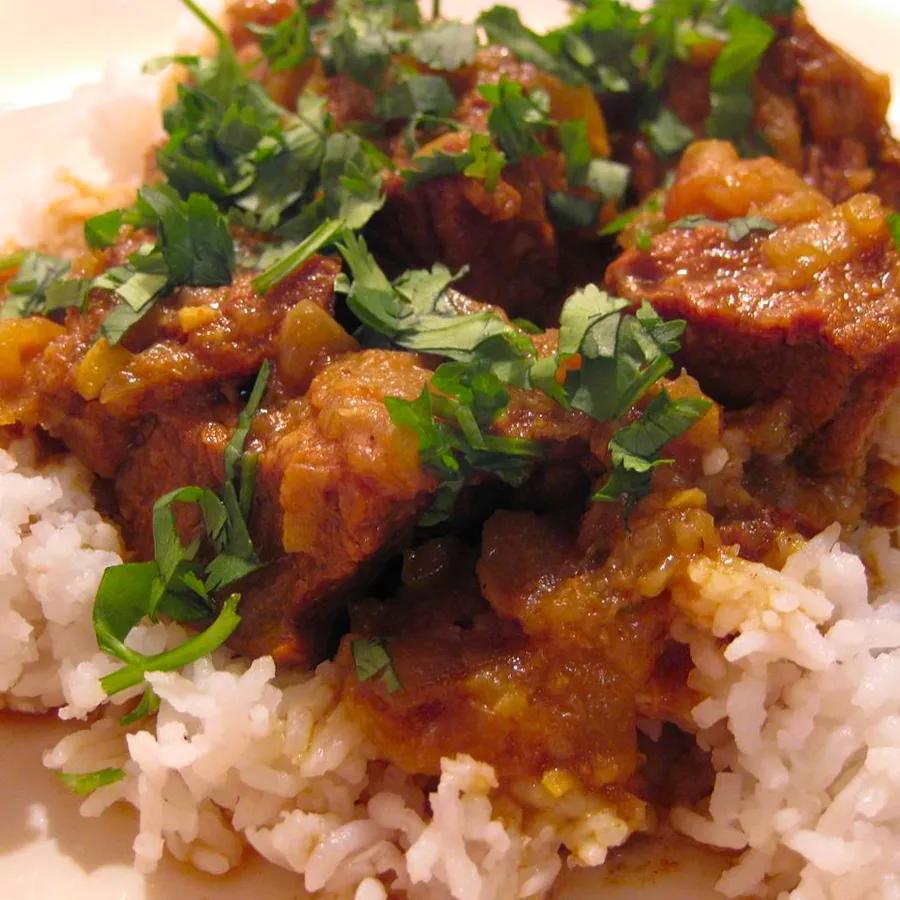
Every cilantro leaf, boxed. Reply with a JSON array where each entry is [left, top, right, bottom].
[[463, 133, 507, 191], [339, 233, 534, 382], [706, 7, 775, 144], [594, 390, 711, 515], [248, 7, 311, 72], [548, 193, 601, 229], [558, 288, 684, 421], [92, 363, 270, 711], [725, 215, 777, 240], [1, 252, 71, 320], [57, 768, 125, 797], [319, 133, 387, 230], [351, 637, 402, 693], [253, 218, 344, 294], [410, 21, 478, 70], [644, 106, 695, 158], [100, 593, 243, 697], [374, 74, 457, 121], [887, 212, 900, 252], [670, 214, 777, 240], [386, 361, 543, 523], [84, 210, 125, 249], [558, 119, 593, 183], [324, 7, 396, 84], [477, 6, 582, 84], [480, 79, 551, 163], [553, 121, 629, 229], [543, 1, 643, 94], [140, 186, 234, 286], [401, 148, 471, 189], [401, 134, 506, 191]]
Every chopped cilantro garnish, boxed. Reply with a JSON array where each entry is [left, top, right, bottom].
[[410, 20, 478, 70], [57, 767, 125, 797], [84, 209, 125, 249], [643, 106, 695, 158], [670, 213, 777, 240], [248, 6, 311, 72], [339, 232, 535, 383], [594, 389, 711, 516], [99, 593, 243, 698], [706, 7, 774, 145], [401, 133, 507, 191], [140, 186, 234, 286], [351, 637, 402, 693], [386, 361, 543, 522], [463, 133, 507, 191], [480, 79, 551, 163], [0, 182, 235, 337], [340, 235, 702, 520], [548, 193, 602, 229], [552, 119, 629, 228], [92, 362, 270, 716], [252, 217, 344, 294], [558, 119, 630, 200], [89, 186, 235, 344], [374, 74, 457, 122], [478, 6, 582, 83], [322, 5, 399, 84], [0, 252, 72, 320], [557, 288, 683, 420]]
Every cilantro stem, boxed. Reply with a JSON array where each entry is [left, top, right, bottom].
[[99, 593, 241, 697], [178, 0, 228, 46], [252, 218, 343, 294], [57, 767, 125, 797]]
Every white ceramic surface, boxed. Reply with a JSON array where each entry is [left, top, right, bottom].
[[1, 1, 898, 897]]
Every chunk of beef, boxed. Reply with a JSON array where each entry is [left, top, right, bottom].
[[606, 141, 900, 476], [344, 502, 717, 789], [341, 538, 656, 798], [113, 350, 436, 664], [616, 11, 900, 207], [756, 11, 900, 207], [0, 252, 341, 477], [371, 46, 615, 323]]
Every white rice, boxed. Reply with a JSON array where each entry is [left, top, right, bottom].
[[670, 524, 900, 899], [0, 441, 634, 899], [0, 440, 121, 713]]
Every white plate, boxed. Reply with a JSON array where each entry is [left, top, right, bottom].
[[1, 1, 898, 897]]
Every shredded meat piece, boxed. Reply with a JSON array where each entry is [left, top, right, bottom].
[[606, 141, 900, 478]]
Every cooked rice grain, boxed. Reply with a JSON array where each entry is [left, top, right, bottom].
[[671, 524, 900, 899]]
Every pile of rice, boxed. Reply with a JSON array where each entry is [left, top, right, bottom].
[[670, 526, 900, 898], [0, 440, 635, 900], [3, 427, 899, 899]]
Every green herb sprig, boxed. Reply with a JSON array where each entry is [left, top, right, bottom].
[[57, 767, 126, 797], [351, 637, 402, 693], [669, 213, 777, 240], [92, 362, 270, 720], [339, 234, 708, 521]]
